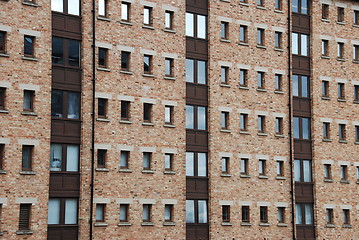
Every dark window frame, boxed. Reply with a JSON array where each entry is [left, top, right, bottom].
[[164, 153, 173, 171], [322, 80, 329, 97], [337, 7, 345, 22], [222, 205, 230, 222], [292, 33, 309, 57], [337, 82, 345, 99], [23, 90, 35, 112], [241, 206, 250, 222], [121, 2, 131, 22], [294, 159, 312, 183], [322, 39, 329, 56], [294, 116, 311, 140], [98, 47, 108, 68], [326, 208, 334, 224], [257, 72, 265, 89], [276, 117, 283, 135], [142, 204, 152, 222], [143, 55, 152, 74], [257, 28, 265, 46], [220, 22, 229, 40], [186, 152, 208, 177], [323, 122, 330, 139], [22, 145, 33, 171], [186, 58, 208, 85], [220, 66, 229, 84], [47, 198, 79, 226], [165, 11, 174, 30], [0, 31, 6, 54], [292, 0, 309, 15], [258, 159, 267, 176], [275, 0, 282, 10], [322, 4, 329, 19], [292, 75, 310, 98], [275, 74, 282, 91], [296, 203, 313, 225], [240, 113, 248, 131], [96, 204, 106, 222], [278, 207, 285, 223], [97, 149, 107, 168], [353, 45, 359, 61], [221, 157, 230, 174], [355, 125, 359, 142], [0, 144, 4, 170], [164, 204, 173, 222], [121, 51, 131, 71], [186, 105, 208, 131], [338, 124, 346, 141], [165, 105, 174, 125], [342, 209, 350, 225], [340, 165, 348, 180], [354, 10, 359, 25], [0, 87, 5, 110], [24, 35, 35, 58], [239, 69, 248, 87], [50, 143, 80, 172], [258, 115, 266, 133], [51, 90, 81, 120], [260, 206, 268, 223], [276, 160, 284, 176], [120, 204, 129, 222], [120, 150, 129, 169], [239, 25, 248, 43], [120, 100, 130, 121], [221, 111, 229, 130], [275, 31, 282, 49], [240, 158, 249, 175], [165, 58, 174, 77], [52, 37, 81, 68], [323, 164, 332, 180], [143, 103, 153, 123], [19, 204, 31, 231], [97, 98, 108, 119], [185, 12, 207, 40], [51, 0, 81, 16], [143, 152, 152, 170], [143, 6, 153, 26], [99, 0, 108, 17], [186, 199, 208, 224], [337, 42, 345, 59]]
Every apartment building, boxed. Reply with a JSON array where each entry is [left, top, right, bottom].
[[0, 0, 358, 239]]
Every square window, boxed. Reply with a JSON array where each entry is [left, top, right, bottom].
[[323, 122, 330, 139], [97, 149, 107, 168], [239, 69, 248, 87], [0, 31, 6, 54], [121, 101, 130, 121], [338, 7, 345, 22], [143, 152, 152, 170], [164, 204, 173, 222], [120, 151, 129, 169], [220, 22, 229, 40], [240, 113, 248, 131], [343, 209, 350, 224], [143, 103, 153, 123], [165, 58, 174, 77], [322, 40, 329, 56], [257, 29, 265, 46], [165, 105, 173, 125], [276, 117, 283, 135], [98, 98, 107, 118], [143, 7, 152, 26], [99, 0, 107, 17], [142, 204, 152, 222], [165, 11, 174, 29], [326, 208, 333, 224], [221, 111, 229, 129], [260, 206, 268, 223], [221, 67, 229, 84], [337, 82, 345, 99], [257, 72, 265, 89], [258, 159, 266, 176], [275, 32, 282, 49], [340, 165, 347, 180], [240, 158, 249, 175], [96, 204, 105, 222], [23, 90, 34, 112], [322, 4, 329, 19], [275, 74, 282, 91], [241, 206, 250, 222], [164, 153, 173, 171], [276, 161, 284, 176], [239, 25, 248, 43], [121, 2, 130, 21], [324, 164, 331, 179], [339, 124, 346, 141], [120, 204, 129, 222], [337, 42, 344, 58], [121, 51, 130, 71], [19, 204, 31, 231], [98, 48, 108, 68], [258, 115, 266, 133], [221, 157, 230, 174], [322, 81, 329, 97], [0, 87, 5, 110], [24, 35, 35, 57], [22, 145, 33, 171], [222, 205, 230, 222], [144, 55, 152, 74], [278, 207, 285, 223]]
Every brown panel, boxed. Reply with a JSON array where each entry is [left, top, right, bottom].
[[186, 84, 208, 106], [51, 120, 81, 143], [294, 140, 312, 159], [293, 98, 311, 116], [186, 130, 208, 150], [52, 67, 82, 91], [292, 13, 310, 34], [186, 178, 208, 199], [52, 13, 82, 39], [186, 225, 209, 240], [295, 183, 314, 202], [48, 226, 79, 240], [186, 38, 208, 59], [186, 0, 208, 15], [296, 225, 315, 240], [292, 56, 310, 72], [49, 173, 80, 197]]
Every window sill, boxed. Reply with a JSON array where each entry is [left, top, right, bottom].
[[220, 173, 232, 177], [337, 98, 346, 102], [142, 25, 154, 30], [275, 134, 285, 138], [239, 86, 249, 90], [238, 42, 249, 46], [142, 122, 154, 126], [338, 140, 347, 144], [325, 224, 335, 228], [220, 83, 230, 88], [21, 111, 37, 116], [164, 76, 176, 81], [22, 1, 39, 7], [220, 0, 230, 2], [94, 222, 108, 227], [16, 230, 33, 235], [119, 120, 132, 124], [357, 180, 359, 184], [120, 70, 133, 75], [22, 56, 38, 62], [321, 19, 330, 23], [257, 132, 268, 136], [256, 5, 266, 10], [96, 118, 110, 122], [322, 138, 332, 142], [118, 222, 132, 226], [355, 142, 359, 145], [277, 223, 288, 227], [239, 131, 250, 135], [163, 222, 176, 226], [163, 29, 176, 34], [257, 88, 267, 92], [0, 109, 9, 114], [353, 24, 359, 28], [164, 124, 175, 128], [337, 58, 346, 62], [353, 60, 359, 64], [240, 174, 251, 178], [256, 45, 267, 49], [164, 171, 175, 175], [353, 100, 359, 104], [0, 170, 6, 174], [119, 20, 133, 26], [97, 67, 111, 72], [97, 16, 111, 22], [324, 179, 333, 183], [141, 222, 154, 226], [221, 222, 232, 226], [340, 179, 349, 184], [220, 39, 231, 43], [0, 231, 3, 236], [19, 171, 35, 175], [142, 73, 155, 78], [142, 170, 155, 174], [96, 168, 109, 172], [274, 48, 284, 52], [0, 53, 10, 58], [342, 224, 352, 228], [220, 129, 231, 133], [275, 176, 286, 180], [258, 175, 268, 179], [274, 9, 284, 14], [119, 169, 132, 173], [336, 21, 346, 25], [259, 223, 270, 227], [321, 96, 331, 100], [321, 55, 330, 59], [240, 222, 251, 226]]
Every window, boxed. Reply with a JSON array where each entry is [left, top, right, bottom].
[[165, 11, 174, 30], [294, 117, 310, 140], [221, 67, 229, 84], [354, 85, 359, 101], [356, 166, 359, 180], [322, 40, 329, 56], [275, 32, 282, 49], [0, 88, 5, 110], [337, 82, 345, 99], [355, 126, 359, 142], [274, 74, 282, 91], [275, 0, 282, 10], [99, 0, 107, 17], [121, 51, 130, 71], [48, 198, 78, 225], [0, 204, 2, 232], [338, 124, 346, 141], [143, 7, 152, 26], [143, 55, 152, 74], [121, 2, 130, 21], [260, 206, 268, 223], [257, 28, 265, 46], [241, 206, 250, 222], [22, 145, 33, 171], [292, 0, 309, 14], [97, 149, 106, 168], [50, 144, 79, 172], [120, 204, 129, 222], [294, 159, 312, 182], [220, 22, 229, 40], [186, 200, 208, 224], [96, 204, 105, 222], [0, 144, 4, 170], [239, 69, 248, 87], [257, 72, 265, 89], [353, 45, 359, 61], [143, 152, 152, 170], [276, 117, 283, 135], [142, 204, 152, 222], [23, 90, 34, 112], [120, 151, 129, 169], [165, 58, 174, 77], [186, 105, 207, 130], [324, 164, 331, 180], [323, 122, 330, 139], [258, 115, 266, 133], [240, 113, 248, 131], [355, 10, 359, 25], [240, 0, 247, 3], [222, 205, 230, 222], [24, 36, 35, 57], [120, 101, 130, 121], [186, 13, 207, 39], [186, 152, 207, 177], [239, 25, 248, 43], [258, 160, 266, 176], [221, 111, 229, 130], [340, 165, 347, 180], [98, 48, 108, 68], [296, 203, 313, 225], [292, 33, 309, 56], [164, 153, 173, 171], [51, 0, 80, 15], [292, 75, 310, 98], [337, 7, 345, 22], [221, 157, 230, 174], [342, 209, 350, 225], [322, 4, 329, 19], [98, 98, 107, 118], [52, 37, 81, 67], [19, 204, 31, 231], [0, 31, 5, 54], [51, 90, 80, 119], [325, 208, 334, 224], [186, 59, 207, 84], [164, 204, 173, 222], [257, 0, 264, 7], [278, 207, 285, 223], [165, 105, 173, 125], [322, 81, 329, 97], [337, 42, 344, 58], [143, 103, 153, 123], [240, 158, 249, 175], [276, 161, 284, 176]]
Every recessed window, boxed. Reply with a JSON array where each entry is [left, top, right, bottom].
[[355, 126, 359, 142], [144, 55, 152, 74], [165, 105, 173, 125], [0, 31, 6, 54], [186, 152, 207, 177], [257, 72, 265, 89], [186, 105, 207, 130], [257, 0, 264, 7], [50, 144, 79, 172], [98, 48, 108, 68], [340, 165, 347, 180], [143, 152, 152, 170], [164, 153, 173, 171], [98, 98, 107, 118], [165, 58, 174, 77], [164, 204, 173, 222], [186, 200, 208, 224], [120, 100, 130, 121], [22, 145, 33, 171], [165, 11, 174, 30], [221, 157, 230, 174], [354, 10, 359, 25], [278, 207, 285, 223], [96, 204, 105, 222], [142, 204, 152, 222], [240, 158, 249, 175], [48, 198, 78, 225], [97, 149, 107, 168], [260, 206, 268, 223], [24, 35, 35, 58], [258, 115, 266, 133], [51, 90, 80, 119], [239, 25, 248, 43], [99, 0, 107, 17], [323, 122, 330, 139], [337, 82, 345, 99], [292, 33, 309, 56], [221, 111, 229, 130], [220, 22, 229, 40], [325, 208, 333, 224], [276, 117, 283, 135], [293, 117, 311, 140], [51, 0, 80, 16], [241, 206, 250, 222], [342, 209, 350, 225], [186, 13, 207, 39], [120, 204, 129, 222], [240, 113, 248, 131], [0, 144, 4, 170], [222, 205, 230, 222], [121, 51, 130, 71], [322, 40, 329, 56], [52, 37, 81, 67], [275, 74, 282, 91], [292, 0, 309, 14], [322, 4, 329, 19], [143, 103, 153, 123], [120, 151, 129, 169], [337, 42, 344, 58], [353, 45, 359, 61], [323, 164, 331, 180], [354, 85, 359, 101], [322, 81, 329, 97], [121, 2, 130, 21], [258, 159, 266, 176], [143, 7, 152, 26], [275, 0, 282, 10], [239, 69, 248, 87], [186, 59, 207, 84], [292, 75, 310, 98], [276, 161, 284, 176], [356, 166, 359, 180], [295, 203, 313, 225], [294, 159, 312, 182], [257, 28, 265, 46], [275, 32, 282, 49], [18, 204, 31, 231], [23, 90, 35, 112], [221, 67, 229, 84], [337, 7, 345, 22]]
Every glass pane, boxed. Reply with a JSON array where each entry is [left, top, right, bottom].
[[198, 200, 208, 223], [68, 92, 80, 119], [23, 91, 32, 110], [302, 76, 309, 97], [221, 112, 226, 128], [276, 161, 281, 175], [197, 15, 207, 39], [68, 0, 80, 15], [50, 144, 62, 171], [48, 199, 60, 224], [292, 33, 299, 54], [96, 205, 104, 221], [121, 3, 128, 20], [302, 118, 310, 139], [186, 200, 195, 223], [197, 153, 207, 177], [51, 0, 63, 12], [301, 34, 308, 56], [120, 151, 128, 167], [294, 117, 300, 139], [221, 68, 226, 83], [240, 26, 245, 42], [165, 107, 171, 123], [294, 160, 301, 182], [222, 158, 226, 172], [186, 105, 194, 129], [24, 36, 33, 56], [22, 146, 31, 169], [165, 12, 171, 28], [292, 0, 298, 12], [304, 204, 313, 224], [67, 145, 79, 172], [52, 37, 64, 65], [68, 40, 80, 67], [99, 0, 105, 16], [51, 90, 63, 117], [165, 60, 171, 76], [197, 60, 207, 84], [186, 152, 194, 176], [165, 154, 171, 169], [186, 59, 194, 83], [301, 0, 308, 14], [241, 159, 246, 173], [120, 205, 127, 221], [303, 160, 312, 182], [142, 205, 149, 220], [65, 199, 78, 224], [292, 75, 299, 96], [143, 153, 150, 168], [296, 204, 302, 224], [143, 8, 150, 24], [186, 13, 194, 37], [165, 205, 171, 220], [197, 107, 207, 130]]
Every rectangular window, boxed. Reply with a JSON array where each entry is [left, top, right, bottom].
[[165, 58, 174, 77], [222, 205, 230, 222], [257, 72, 265, 89], [322, 40, 329, 56], [143, 55, 152, 74], [353, 45, 359, 61], [221, 111, 229, 130], [99, 0, 107, 17], [221, 67, 229, 84], [121, 51, 130, 71], [257, 28, 265, 46], [143, 7, 152, 25], [221, 157, 229, 174], [186, 13, 207, 39], [293, 117, 311, 140], [275, 0, 282, 10], [52, 37, 81, 67], [276, 117, 283, 135], [120, 101, 130, 121], [22, 145, 33, 171], [98, 98, 107, 118], [51, 0, 80, 15], [239, 25, 248, 43], [337, 42, 344, 58], [356, 166, 359, 180], [240, 113, 248, 131], [278, 207, 285, 223], [24, 35, 35, 57], [121, 2, 130, 21], [322, 4, 329, 19], [276, 161, 284, 176], [339, 124, 346, 141], [97, 149, 107, 168], [120, 151, 129, 169], [292, 33, 309, 56], [23, 90, 35, 112], [186, 105, 207, 130], [165, 11, 174, 30], [220, 22, 229, 40], [275, 32, 282, 49], [337, 82, 345, 99], [258, 159, 266, 176], [355, 10, 359, 25], [186, 200, 208, 224], [296, 203, 313, 225], [240, 158, 249, 175], [48, 199, 78, 225], [51, 90, 81, 119], [0, 144, 4, 170], [343, 209, 350, 225], [294, 159, 312, 182], [143, 103, 152, 123], [164, 153, 173, 171], [50, 144, 79, 172], [239, 69, 248, 87], [325, 208, 333, 224], [258, 115, 266, 133], [19, 204, 31, 231], [322, 81, 329, 97], [354, 85, 359, 101], [241, 206, 250, 222], [186, 59, 207, 84], [355, 126, 359, 142], [0, 31, 5, 53], [98, 48, 108, 68], [292, 0, 309, 14], [324, 164, 331, 180], [143, 152, 152, 170], [164, 204, 173, 222], [120, 204, 129, 222], [165, 105, 173, 124], [186, 152, 207, 177], [337, 7, 345, 22], [257, 0, 264, 7], [260, 206, 268, 223], [292, 75, 310, 98], [340, 165, 347, 180], [0, 87, 5, 110], [323, 122, 330, 139], [142, 204, 152, 222], [275, 74, 282, 91], [96, 204, 105, 222]]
